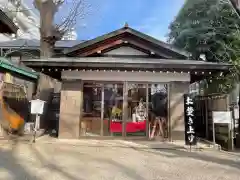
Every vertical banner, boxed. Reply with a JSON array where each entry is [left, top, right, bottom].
[[184, 94, 197, 146]]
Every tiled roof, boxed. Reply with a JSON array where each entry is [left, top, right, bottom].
[[0, 57, 38, 79], [0, 39, 85, 48]]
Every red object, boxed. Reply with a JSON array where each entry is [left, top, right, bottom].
[[104, 120, 146, 133]]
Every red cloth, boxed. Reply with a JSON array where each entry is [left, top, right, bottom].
[[105, 120, 146, 133]]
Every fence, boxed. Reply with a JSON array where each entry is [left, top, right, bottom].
[[0, 81, 29, 136], [194, 93, 234, 150]]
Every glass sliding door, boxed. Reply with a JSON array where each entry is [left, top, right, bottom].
[[80, 81, 168, 139], [148, 83, 168, 140], [125, 83, 147, 136], [103, 83, 123, 136], [81, 82, 102, 136]]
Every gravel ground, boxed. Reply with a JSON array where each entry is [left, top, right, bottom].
[[0, 140, 240, 180]]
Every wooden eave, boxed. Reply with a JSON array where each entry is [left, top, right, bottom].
[[21, 57, 231, 74], [0, 10, 18, 34]]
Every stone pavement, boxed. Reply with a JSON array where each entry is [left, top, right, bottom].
[[0, 134, 220, 151], [0, 139, 240, 180], [34, 135, 217, 151]]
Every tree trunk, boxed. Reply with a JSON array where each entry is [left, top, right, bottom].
[[36, 0, 57, 58], [40, 38, 53, 58]]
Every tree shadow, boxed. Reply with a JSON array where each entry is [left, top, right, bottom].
[[49, 146, 147, 180], [171, 112, 184, 130], [0, 138, 83, 180], [169, 95, 183, 117], [98, 157, 146, 180], [169, 95, 185, 136], [132, 147, 240, 170], [29, 145, 84, 180], [0, 138, 41, 180], [30, 144, 147, 180], [4, 138, 239, 180]]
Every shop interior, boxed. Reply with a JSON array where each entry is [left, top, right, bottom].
[[81, 82, 168, 138]]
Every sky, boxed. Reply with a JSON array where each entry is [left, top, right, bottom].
[[24, 0, 185, 42]]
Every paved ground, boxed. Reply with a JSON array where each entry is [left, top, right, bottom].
[[0, 140, 240, 180]]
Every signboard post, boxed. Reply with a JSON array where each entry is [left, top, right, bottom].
[[30, 99, 45, 143], [184, 94, 197, 151], [212, 111, 232, 147]]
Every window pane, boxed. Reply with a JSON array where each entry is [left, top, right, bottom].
[[126, 83, 147, 136], [148, 84, 168, 140], [81, 82, 102, 136], [103, 83, 123, 136]]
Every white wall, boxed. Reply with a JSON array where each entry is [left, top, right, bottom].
[[104, 46, 148, 56], [0, 0, 40, 40], [62, 71, 190, 83]]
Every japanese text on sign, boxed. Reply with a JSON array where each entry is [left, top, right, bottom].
[[184, 95, 197, 145]]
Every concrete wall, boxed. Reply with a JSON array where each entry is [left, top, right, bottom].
[[169, 81, 189, 141], [58, 80, 83, 139]]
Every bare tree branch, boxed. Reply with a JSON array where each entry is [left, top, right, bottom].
[[32, 0, 90, 58], [55, 0, 89, 35]]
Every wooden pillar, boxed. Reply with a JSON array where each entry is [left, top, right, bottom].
[[58, 80, 83, 139], [169, 81, 189, 141], [122, 81, 128, 137]]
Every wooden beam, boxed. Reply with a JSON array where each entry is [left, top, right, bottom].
[[76, 38, 173, 58], [79, 39, 123, 56]]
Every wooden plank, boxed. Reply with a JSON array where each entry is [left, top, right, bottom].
[[80, 39, 123, 56]]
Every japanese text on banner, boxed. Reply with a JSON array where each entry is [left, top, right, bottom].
[[185, 96, 195, 144]]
